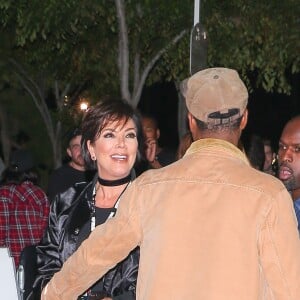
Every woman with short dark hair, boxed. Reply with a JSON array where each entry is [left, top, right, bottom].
[[30, 98, 143, 300]]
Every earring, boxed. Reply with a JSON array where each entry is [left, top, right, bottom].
[[91, 155, 96, 161]]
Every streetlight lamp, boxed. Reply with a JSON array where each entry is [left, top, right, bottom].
[[79, 101, 88, 112]]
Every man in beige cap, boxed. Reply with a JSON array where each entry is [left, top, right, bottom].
[[42, 68, 300, 300]]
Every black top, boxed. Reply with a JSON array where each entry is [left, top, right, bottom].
[[156, 147, 176, 166], [76, 207, 116, 248], [47, 164, 94, 202], [30, 175, 138, 300], [76, 206, 117, 293]]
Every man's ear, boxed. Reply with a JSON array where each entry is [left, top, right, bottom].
[[66, 147, 72, 158], [188, 113, 199, 141], [188, 112, 196, 132], [156, 129, 161, 140], [240, 109, 248, 130]]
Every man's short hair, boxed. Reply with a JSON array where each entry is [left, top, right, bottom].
[[141, 113, 158, 129], [66, 127, 82, 145], [194, 115, 243, 132], [185, 68, 248, 129]]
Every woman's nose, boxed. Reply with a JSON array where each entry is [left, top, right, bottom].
[[116, 136, 125, 147]]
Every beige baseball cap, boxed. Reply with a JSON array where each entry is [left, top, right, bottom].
[[186, 68, 248, 125]]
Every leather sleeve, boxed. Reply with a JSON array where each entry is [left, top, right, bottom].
[[41, 180, 142, 299], [31, 188, 78, 297], [103, 247, 139, 298]]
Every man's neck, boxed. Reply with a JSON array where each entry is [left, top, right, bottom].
[[69, 161, 85, 171], [196, 134, 239, 148], [291, 189, 300, 201]]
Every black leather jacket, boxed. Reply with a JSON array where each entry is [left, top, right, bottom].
[[30, 174, 139, 299]]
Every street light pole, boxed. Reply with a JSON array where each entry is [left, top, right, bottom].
[[194, 0, 200, 25], [179, 0, 207, 139], [190, 0, 207, 75]]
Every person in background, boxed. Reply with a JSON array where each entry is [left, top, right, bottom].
[[30, 99, 143, 300], [241, 134, 265, 170], [141, 114, 176, 169], [0, 149, 49, 268], [176, 131, 193, 160], [42, 68, 300, 300], [47, 128, 94, 202], [262, 138, 276, 175], [277, 115, 300, 232]]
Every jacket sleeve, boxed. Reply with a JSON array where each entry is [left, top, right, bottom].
[[30, 194, 66, 297], [259, 188, 300, 300], [41, 181, 142, 300]]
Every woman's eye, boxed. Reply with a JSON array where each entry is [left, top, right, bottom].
[[126, 132, 137, 138], [103, 133, 114, 138]]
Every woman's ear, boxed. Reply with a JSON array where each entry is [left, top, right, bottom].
[[87, 140, 95, 159]]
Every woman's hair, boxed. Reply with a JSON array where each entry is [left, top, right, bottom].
[[194, 115, 243, 132], [81, 98, 144, 170]]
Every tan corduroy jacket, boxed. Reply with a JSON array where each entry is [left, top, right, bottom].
[[42, 138, 300, 300]]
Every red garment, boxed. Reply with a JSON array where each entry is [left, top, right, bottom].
[[0, 181, 49, 267]]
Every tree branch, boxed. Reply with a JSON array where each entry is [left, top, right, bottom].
[[10, 59, 45, 102], [133, 52, 140, 96], [115, 0, 130, 101], [132, 29, 187, 107], [13, 71, 56, 145], [55, 80, 71, 111], [10, 59, 54, 132]]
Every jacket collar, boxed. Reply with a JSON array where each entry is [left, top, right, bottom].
[[185, 138, 250, 166]]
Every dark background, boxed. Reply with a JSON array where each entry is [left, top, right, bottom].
[[138, 73, 299, 152], [138, 82, 180, 149]]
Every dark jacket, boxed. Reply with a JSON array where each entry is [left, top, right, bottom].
[[29, 174, 139, 299]]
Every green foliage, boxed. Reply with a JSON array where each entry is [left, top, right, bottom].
[[1, 0, 193, 94], [203, 0, 299, 94], [0, 1, 299, 156], [130, 0, 192, 83], [1, 0, 299, 94]]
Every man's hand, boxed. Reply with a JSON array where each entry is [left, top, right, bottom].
[[145, 138, 157, 163]]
